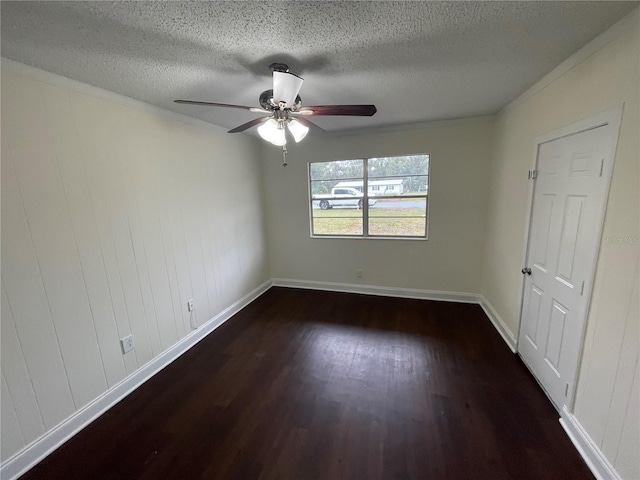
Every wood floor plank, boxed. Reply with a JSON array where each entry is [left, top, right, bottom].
[[20, 287, 593, 479]]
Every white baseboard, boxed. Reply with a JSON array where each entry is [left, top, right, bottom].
[[560, 406, 622, 480], [271, 278, 480, 304], [478, 295, 518, 353], [0, 280, 272, 480]]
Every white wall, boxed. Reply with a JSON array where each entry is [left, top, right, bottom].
[[1, 8, 637, 478], [480, 9, 639, 479], [0, 66, 268, 462], [262, 118, 494, 294]]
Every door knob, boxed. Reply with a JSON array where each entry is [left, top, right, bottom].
[[521, 267, 532, 275]]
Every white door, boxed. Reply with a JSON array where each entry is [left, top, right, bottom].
[[519, 123, 615, 409]]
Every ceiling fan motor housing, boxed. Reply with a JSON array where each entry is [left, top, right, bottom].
[[259, 89, 302, 111], [269, 63, 290, 73]]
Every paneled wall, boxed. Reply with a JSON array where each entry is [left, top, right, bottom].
[[480, 10, 639, 479], [0, 67, 268, 461]]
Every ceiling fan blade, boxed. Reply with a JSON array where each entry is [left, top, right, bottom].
[[298, 105, 377, 116], [272, 71, 304, 108], [174, 100, 256, 111], [290, 115, 325, 133], [228, 116, 270, 133]]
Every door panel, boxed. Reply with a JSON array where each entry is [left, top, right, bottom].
[[519, 124, 614, 409], [531, 194, 555, 272], [556, 195, 586, 285], [569, 150, 595, 177], [545, 300, 568, 370], [543, 153, 561, 176], [524, 284, 544, 348]]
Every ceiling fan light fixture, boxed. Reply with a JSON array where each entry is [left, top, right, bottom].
[[287, 118, 309, 143], [257, 118, 286, 146]]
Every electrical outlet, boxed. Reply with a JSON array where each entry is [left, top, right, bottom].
[[187, 299, 195, 312], [120, 335, 134, 354], [356, 269, 363, 279]]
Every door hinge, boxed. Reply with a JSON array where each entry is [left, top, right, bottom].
[[565, 383, 569, 396], [528, 169, 538, 180], [580, 281, 585, 295], [599, 159, 604, 177]]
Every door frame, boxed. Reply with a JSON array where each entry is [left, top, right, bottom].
[[516, 106, 624, 410]]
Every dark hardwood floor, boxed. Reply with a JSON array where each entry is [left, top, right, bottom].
[[21, 287, 593, 479]]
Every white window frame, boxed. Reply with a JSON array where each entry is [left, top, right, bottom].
[[308, 154, 430, 240]]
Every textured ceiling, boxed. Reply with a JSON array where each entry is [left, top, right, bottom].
[[1, 1, 637, 134]]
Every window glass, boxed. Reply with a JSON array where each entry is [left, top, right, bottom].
[[309, 155, 429, 239]]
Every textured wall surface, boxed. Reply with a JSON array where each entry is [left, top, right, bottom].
[[0, 68, 268, 462], [261, 117, 493, 295], [480, 11, 639, 479]]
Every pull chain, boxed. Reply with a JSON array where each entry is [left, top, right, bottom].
[[282, 145, 288, 167]]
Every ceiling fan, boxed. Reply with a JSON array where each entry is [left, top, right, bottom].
[[174, 63, 376, 164]]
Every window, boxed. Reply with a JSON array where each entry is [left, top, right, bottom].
[[309, 154, 429, 238]]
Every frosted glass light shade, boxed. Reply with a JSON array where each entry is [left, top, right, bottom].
[[258, 118, 286, 146], [273, 71, 304, 107], [287, 118, 309, 143]]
